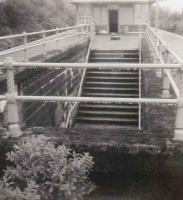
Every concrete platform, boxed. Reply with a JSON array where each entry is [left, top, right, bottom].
[[158, 30, 183, 61], [92, 34, 139, 50]]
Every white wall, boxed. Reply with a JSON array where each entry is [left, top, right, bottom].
[[77, 3, 150, 32], [134, 4, 150, 24], [119, 6, 134, 25]]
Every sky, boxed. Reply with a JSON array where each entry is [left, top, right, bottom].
[[159, 0, 183, 12]]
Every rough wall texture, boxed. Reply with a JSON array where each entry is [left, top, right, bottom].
[[0, 39, 89, 128], [141, 37, 176, 134], [1, 128, 183, 200]]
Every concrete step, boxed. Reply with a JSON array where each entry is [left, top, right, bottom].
[[78, 110, 138, 118], [74, 123, 139, 130], [79, 103, 139, 112], [92, 49, 139, 54], [82, 92, 139, 98], [87, 69, 138, 72], [76, 116, 138, 126], [91, 53, 139, 59], [89, 57, 139, 63], [75, 49, 140, 128], [85, 76, 139, 83], [83, 87, 139, 94], [87, 71, 139, 77], [85, 82, 138, 88]]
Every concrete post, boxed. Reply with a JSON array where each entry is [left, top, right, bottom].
[[76, 5, 79, 25], [4, 57, 22, 137], [174, 68, 183, 141], [153, 58, 162, 77], [155, 0, 159, 32], [56, 27, 59, 49], [149, 3, 151, 25], [162, 74, 170, 98], [42, 30, 46, 56], [162, 51, 170, 98], [70, 69, 73, 88], [23, 31, 28, 62]]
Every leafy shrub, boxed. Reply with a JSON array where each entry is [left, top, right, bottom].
[[0, 136, 95, 200]]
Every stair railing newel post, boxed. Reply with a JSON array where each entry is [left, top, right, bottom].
[[42, 30, 47, 56], [23, 31, 28, 62], [174, 63, 183, 140], [56, 27, 59, 49], [138, 12, 142, 131], [5, 57, 22, 137], [162, 50, 170, 98]]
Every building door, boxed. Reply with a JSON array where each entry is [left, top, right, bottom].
[[109, 10, 118, 33]]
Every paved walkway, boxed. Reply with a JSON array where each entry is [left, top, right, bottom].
[[92, 34, 139, 50], [158, 30, 183, 61]]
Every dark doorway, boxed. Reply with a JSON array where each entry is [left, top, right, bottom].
[[109, 10, 118, 33]]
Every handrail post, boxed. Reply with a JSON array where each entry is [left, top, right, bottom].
[[162, 74, 170, 98], [42, 30, 46, 56], [70, 68, 73, 88], [155, 0, 159, 32], [162, 50, 170, 98], [4, 57, 22, 137], [56, 27, 59, 49], [23, 31, 28, 62], [153, 58, 162, 77], [174, 67, 183, 140]]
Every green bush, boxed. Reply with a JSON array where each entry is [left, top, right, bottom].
[[0, 136, 95, 200]]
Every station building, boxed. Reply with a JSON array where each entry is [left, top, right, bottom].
[[70, 0, 155, 33]]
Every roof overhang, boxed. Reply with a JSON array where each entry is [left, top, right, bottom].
[[70, 0, 156, 5]]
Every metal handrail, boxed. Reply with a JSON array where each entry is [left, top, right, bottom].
[[0, 95, 178, 104], [145, 24, 180, 99], [0, 24, 90, 40], [65, 40, 92, 128], [146, 24, 183, 64], [165, 69, 180, 98], [0, 24, 91, 61], [0, 32, 84, 57], [12, 63, 182, 69], [138, 13, 143, 131], [0, 63, 181, 70]]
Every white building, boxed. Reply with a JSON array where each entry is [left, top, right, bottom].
[[71, 0, 155, 33]]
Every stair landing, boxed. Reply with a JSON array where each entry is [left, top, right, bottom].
[[92, 34, 139, 50]]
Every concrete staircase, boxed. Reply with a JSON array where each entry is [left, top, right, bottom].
[[75, 49, 140, 129], [89, 49, 139, 63]]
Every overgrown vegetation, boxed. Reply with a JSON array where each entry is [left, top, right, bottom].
[[0, 136, 95, 200], [151, 8, 183, 35], [0, 0, 75, 36]]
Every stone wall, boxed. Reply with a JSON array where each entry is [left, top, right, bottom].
[[141, 37, 176, 134], [0, 39, 89, 128]]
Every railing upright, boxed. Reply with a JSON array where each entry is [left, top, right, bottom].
[[56, 27, 59, 49], [42, 30, 46, 56], [65, 40, 92, 128], [23, 31, 28, 61], [5, 57, 22, 137], [138, 9, 143, 131], [174, 65, 183, 140]]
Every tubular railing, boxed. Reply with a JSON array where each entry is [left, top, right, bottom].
[[145, 24, 182, 98], [145, 24, 183, 64], [0, 58, 182, 137], [1, 24, 183, 139], [0, 24, 91, 61], [65, 40, 92, 128], [138, 20, 143, 130]]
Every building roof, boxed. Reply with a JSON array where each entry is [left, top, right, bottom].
[[70, 0, 155, 5]]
